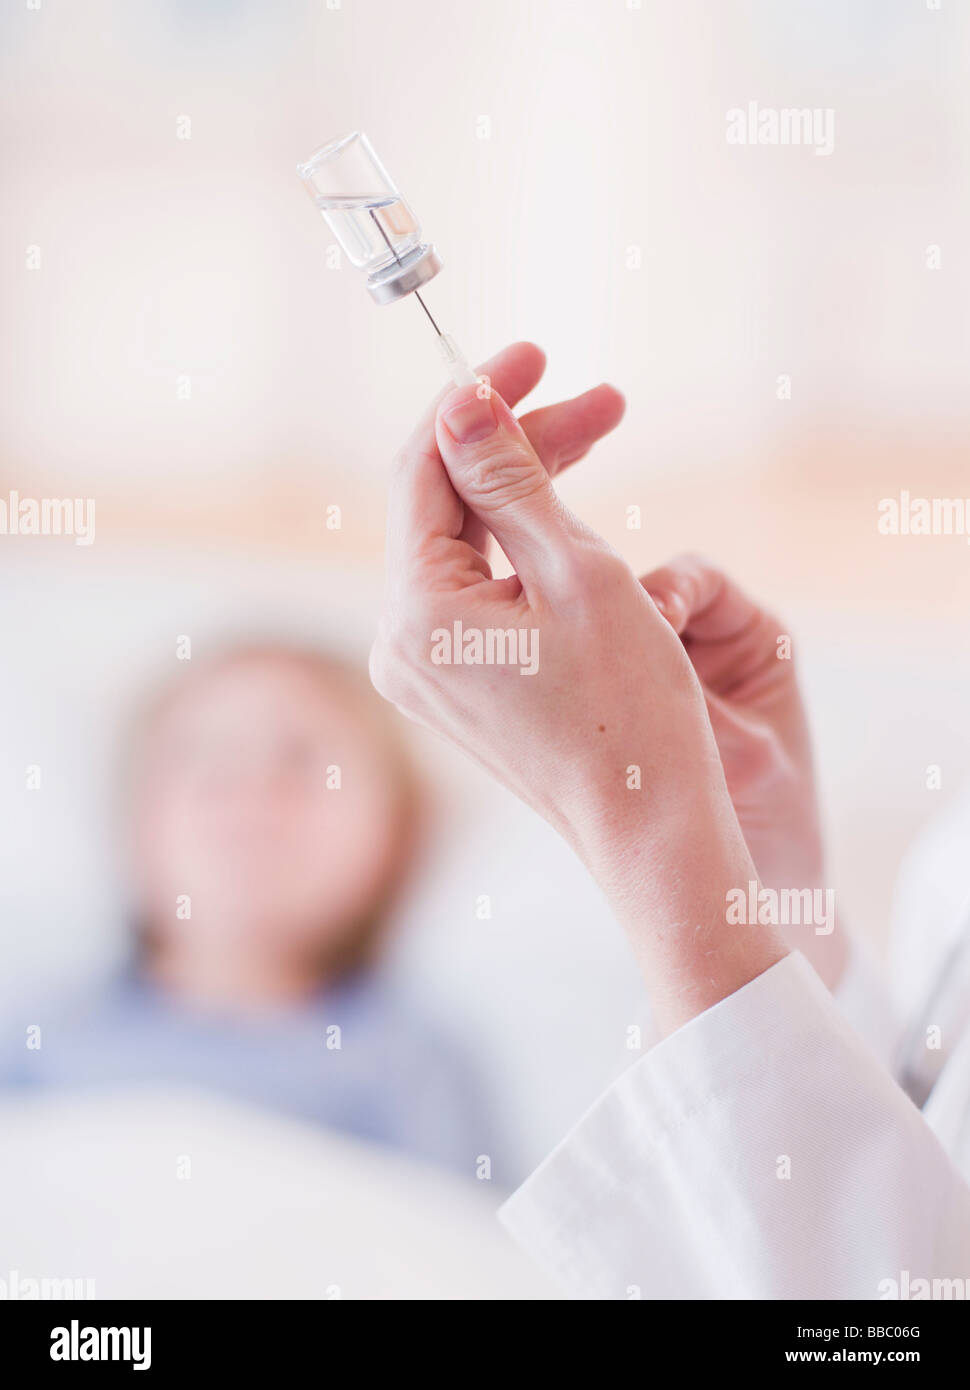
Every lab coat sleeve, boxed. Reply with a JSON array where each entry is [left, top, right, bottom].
[[831, 932, 902, 1067], [499, 951, 970, 1299]]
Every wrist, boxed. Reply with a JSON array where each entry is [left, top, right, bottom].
[[572, 776, 790, 1034]]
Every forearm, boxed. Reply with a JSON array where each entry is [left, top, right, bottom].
[[574, 771, 790, 1037]]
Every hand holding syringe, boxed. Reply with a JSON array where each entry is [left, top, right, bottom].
[[297, 131, 478, 387]]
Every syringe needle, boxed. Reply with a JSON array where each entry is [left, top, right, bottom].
[[369, 206, 442, 338], [413, 291, 442, 337], [367, 206, 471, 380]]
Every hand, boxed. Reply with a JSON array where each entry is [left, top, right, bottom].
[[639, 556, 845, 986], [370, 343, 787, 1030], [371, 341, 708, 852]]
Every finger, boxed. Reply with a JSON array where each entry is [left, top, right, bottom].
[[640, 555, 785, 698], [519, 384, 626, 479], [476, 341, 547, 414], [435, 385, 575, 589], [639, 555, 760, 642], [401, 341, 547, 463], [387, 342, 547, 581], [460, 382, 625, 555]]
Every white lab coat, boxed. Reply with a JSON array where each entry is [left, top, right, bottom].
[[499, 789, 970, 1299]]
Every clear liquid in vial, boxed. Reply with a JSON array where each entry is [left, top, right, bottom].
[[314, 194, 419, 271]]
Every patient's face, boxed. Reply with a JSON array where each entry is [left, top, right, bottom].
[[130, 655, 403, 964]]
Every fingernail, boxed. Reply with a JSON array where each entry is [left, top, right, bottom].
[[441, 393, 498, 444]]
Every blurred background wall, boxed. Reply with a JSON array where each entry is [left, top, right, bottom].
[[2, 0, 970, 1169]]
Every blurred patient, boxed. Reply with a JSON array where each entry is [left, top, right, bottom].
[[1, 645, 497, 1177]]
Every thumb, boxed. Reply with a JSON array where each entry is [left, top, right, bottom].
[[435, 384, 571, 587]]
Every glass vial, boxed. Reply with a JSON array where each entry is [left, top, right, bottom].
[[297, 131, 442, 303]]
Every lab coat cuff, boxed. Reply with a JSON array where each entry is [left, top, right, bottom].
[[499, 951, 842, 1297], [832, 932, 901, 1066]]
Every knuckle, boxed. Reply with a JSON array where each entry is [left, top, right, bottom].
[[668, 551, 719, 603], [461, 445, 548, 510], [549, 542, 633, 609]]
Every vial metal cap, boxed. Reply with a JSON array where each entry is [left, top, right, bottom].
[[367, 244, 443, 304]]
